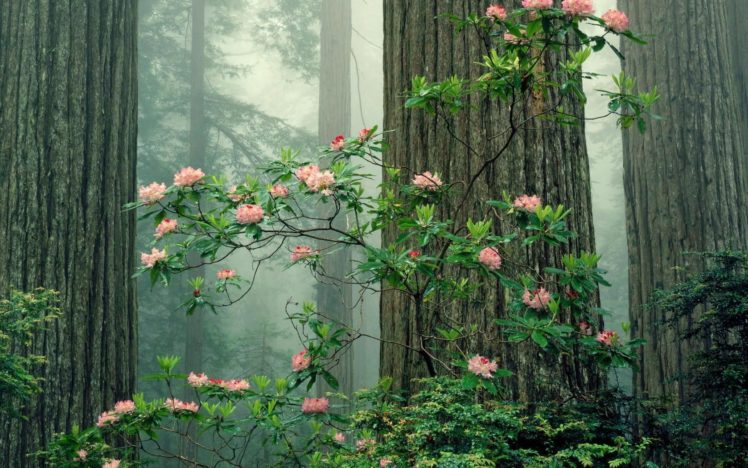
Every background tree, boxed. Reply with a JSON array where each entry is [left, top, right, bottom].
[[620, 0, 748, 403], [0, 1, 138, 465], [381, 0, 600, 400]]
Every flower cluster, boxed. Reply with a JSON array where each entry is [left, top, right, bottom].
[[138, 182, 167, 204], [523, 288, 552, 310], [236, 204, 264, 224], [290, 245, 317, 262], [301, 397, 329, 414], [140, 248, 166, 268], [478, 247, 502, 270], [486, 4, 507, 20], [330, 135, 345, 151], [561, 0, 594, 16], [291, 350, 311, 372], [411, 171, 443, 191], [155, 218, 177, 238], [216, 269, 236, 280], [165, 398, 199, 413], [513, 194, 542, 212], [270, 184, 289, 198], [187, 372, 209, 387], [521, 0, 553, 9], [596, 330, 619, 346], [601, 9, 629, 32], [356, 438, 376, 451], [296, 164, 336, 194], [227, 185, 246, 202], [210, 378, 250, 392], [173, 166, 205, 187], [358, 128, 372, 143], [468, 355, 499, 378]]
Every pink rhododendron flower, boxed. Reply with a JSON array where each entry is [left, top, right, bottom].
[[478, 247, 502, 270], [412, 171, 443, 191], [334, 432, 346, 443], [96, 411, 118, 427], [467, 354, 499, 378], [187, 372, 209, 387], [513, 194, 542, 211], [561, 0, 594, 16], [330, 134, 346, 151], [227, 185, 245, 202], [486, 4, 507, 20], [358, 128, 372, 142], [75, 449, 88, 461], [522, 0, 553, 9], [295, 164, 320, 183], [236, 204, 264, 224], [165, 398, 199, 412], [503, 31, 528, 44], [140, 248, 166, 268], [380, 459, 393, 467], [138, 182, 167, 204], [523, 288, 552, 309], [209, 379, 250, 392], [356, 438, 375, 451], [173, 166, 205, 186], [291, 350, 311, 372], [408, 250, 421, 258], [601, 9, 629, 32], [306, 170, 335, 192], [113, 400, 136, 414], [290, 245, 316, 262], [301, 397, 329, 414], [155, 218, 177, 238], [270, 184, 289, 198], [216, 269, 236, 280], [596, 330, 619, 346], [578, 321, 594, 336], [102, 460, 120, 468]]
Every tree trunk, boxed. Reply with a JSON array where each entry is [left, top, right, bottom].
[[317, 0, 354, 402], [0, 1, 138, 465], [381, 0, 600, 400], [620, 0, 748, 402], [728, 0, 748, 156]]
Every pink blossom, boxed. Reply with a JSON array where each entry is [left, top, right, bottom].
[[478, 247, 502, 270], [561, 0, 594, 16], [138, 182, 167, 204], [187, 372, 209, 387], [601, 9, 629, 32], [155, 218, 177, 238], [210, 378, 250, 392], [486, 4, 507, 20], [596, 330, 619, 346], [358, 128, 372, 142], [295, 164, 320, 183], [236, 204, 264, 224], [578, 321, 594, 336], [96, 411, 118, 427], [513, 194, 542, 211], [227, 185, 245, 202], [113, 400, 136, 414], [102, 460, 121, 468], [165, 398, 199, 413], [356, 438, 375, 451], [523, 288, 552, 309], [301, 397, 329, 414], [467, 354, 499, 378], [75, 449, 88, 461], [290, 245, 316, 262], [173, 166, 205, 187], [408, 250, 421, 258], [330, 134, 346, 151], [306, 170, 335, 192], [334, 432, 346, 443], [522, 0, 553, 9], [216, 269, 236, 280], [411, 171, 443, 191], [380, 459, 393, 467], [503, 32, 528, 45], [270, 184, 289, 198], [291, 350, 311, 372], [140, 248, 167, 268]]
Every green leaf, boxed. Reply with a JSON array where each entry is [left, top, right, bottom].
[[531, 330, 548, 348]]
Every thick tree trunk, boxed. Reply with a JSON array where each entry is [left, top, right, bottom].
[[0, 1, 138, 465], [728, 0, 748, 156], [381, 0, 600, 400], [620, 0, 748, 402], [317, 0, 354, 402]]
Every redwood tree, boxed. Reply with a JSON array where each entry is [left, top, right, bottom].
[[381, 0, 600, 400], [0, 1, 138, 465], [620, 0, 748, 402]]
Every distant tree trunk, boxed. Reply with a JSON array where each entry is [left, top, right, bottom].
[[381, 0, 600, 400], [0, 1, 138, 465], [620, 0, 748, 402], [317, 0, 354, 401], [728, 0, 748, 156]]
